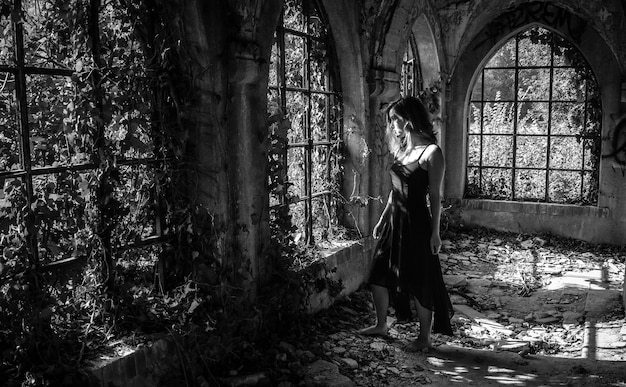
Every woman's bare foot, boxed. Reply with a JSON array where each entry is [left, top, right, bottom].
[[403, 338, 432, 352], [358, 325, 388, 337]]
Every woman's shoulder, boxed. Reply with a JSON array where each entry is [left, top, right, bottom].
[[419, 143, 444, 166], [417, 143, 441, 157], [397, 144, 442, 165]]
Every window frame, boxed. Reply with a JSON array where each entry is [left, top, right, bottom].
[[0, 1, 167, 266], [466, 26, 601, 205], [268, 0, 343, 245]]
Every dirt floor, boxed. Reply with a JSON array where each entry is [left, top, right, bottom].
[[236, 227, 626, 387]]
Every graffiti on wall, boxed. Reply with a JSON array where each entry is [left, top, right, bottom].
[[475, 2, 586, 49], [604, 115, 626, 171]]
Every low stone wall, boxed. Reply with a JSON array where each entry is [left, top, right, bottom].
[[89, 237, 376, 387], [89, 337, 181, 387], [306, 237, 375, 313], [459, 199, 612, 243]]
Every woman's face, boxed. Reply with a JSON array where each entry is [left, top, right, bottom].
[[389, 108, 409, 140]]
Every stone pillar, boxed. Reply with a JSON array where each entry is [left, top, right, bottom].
[[227, 40, 271, 298], [367, 69, 401, 227]]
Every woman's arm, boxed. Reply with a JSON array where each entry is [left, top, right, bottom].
[[373, 190, 393, 239], [426, 146, 445, 254]]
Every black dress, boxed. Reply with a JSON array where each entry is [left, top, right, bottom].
[[368, 146, 454, 335]]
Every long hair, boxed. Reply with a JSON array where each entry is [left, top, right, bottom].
[[385, 96, 437, 158]]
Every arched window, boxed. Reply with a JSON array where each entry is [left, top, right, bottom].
[[401, 34, 423, 97], [268, 0, 342, 245], [466, 26, 601, 205]]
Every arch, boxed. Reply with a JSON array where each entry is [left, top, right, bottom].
[[452, 1, 625, 77], [412, 14, 441, 89], [446, 3, 621, 203], [369, 0, 445, 77]]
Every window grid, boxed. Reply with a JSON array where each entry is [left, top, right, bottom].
[[268, 0, 342, 245], [467, 27, 600, 205], [0, 2, 167, 265]]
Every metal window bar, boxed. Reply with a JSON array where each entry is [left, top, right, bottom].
[[581, 77, 589, 200], [479, 71, 485, 193], [304, 0, 313, 244], [278, 15, 288, 206], [545, 34, 554, 202], [14, 2, 36, 262]]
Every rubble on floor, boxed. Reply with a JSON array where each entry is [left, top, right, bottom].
[[223, 228, 626, 386]]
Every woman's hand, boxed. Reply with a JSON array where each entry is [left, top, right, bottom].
[[373, 222, 384, 239], [430, 232, 442, 255]]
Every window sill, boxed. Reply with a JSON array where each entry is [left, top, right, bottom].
[[461, 199, 610, 218]]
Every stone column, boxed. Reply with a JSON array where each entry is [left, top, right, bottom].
[[227, 40, 271, 298]]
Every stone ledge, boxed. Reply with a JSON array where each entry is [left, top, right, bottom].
[[306, 237, 375, 313], [462, 199, 610, 218], [89, 238, 374, 386]]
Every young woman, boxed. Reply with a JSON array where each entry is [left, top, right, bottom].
[[360, 96, 454, 352]]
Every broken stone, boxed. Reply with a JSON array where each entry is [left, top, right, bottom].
[[491, 339, 531, 353], [562, 311, 583, 324], [303, 360, 355, 387], [329, 333, 343, 341], [533, 237, 546, 246], [296, 350, 316, 363], [340, 358, 358, 368], [536, 316, 560, 324], [443, 274, 468, 288], [370, 342, 386, 351], [279, 341, 296, 357], [520, 240, 534, 249]]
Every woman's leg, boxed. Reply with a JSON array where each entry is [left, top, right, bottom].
[[404, 298, 434, 351], [359, 284, 389, 335], [415, 299, 433, 345]]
